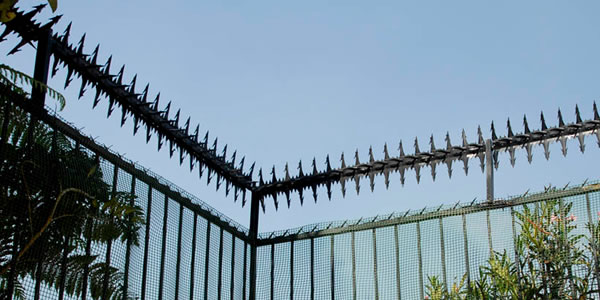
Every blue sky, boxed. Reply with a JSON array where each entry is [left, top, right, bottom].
[[3, 1, 600, 232]]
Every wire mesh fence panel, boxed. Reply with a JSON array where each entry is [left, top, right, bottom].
[[273, 242, 291, 299], [397, 222, 420, 299], [354, 230, 376, 300], [221, 230, 233, 300], [208, 223, 222, 299], [333, 233, 353, 300], [314, 237, 332, 300], [192, 217, 209, 300], [233, 238, 246, 300], [178, 208, 195, 300], [128, 179, 150, 300], [375, 226, 398, 300], [464, 211, 491, 282], [293, 239, 312, 300], [256, 246, 271, 300], [441, 215, 468, 290]]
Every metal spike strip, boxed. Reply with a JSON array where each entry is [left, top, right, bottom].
[[255, 103, 600, 207], [0, 9, 254, 198]]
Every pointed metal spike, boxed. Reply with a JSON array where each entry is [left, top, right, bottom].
[[430, 162, 437, 182], [414, 137, 420, 154], [116, 65, 125, 86], [399, 166, 406, 185], [340, 152, 346, 168], [384, 167, 390, 190], [64, 66, 73, 88], [103, 55, 112, 75], [526, 144, 533, 164], [225, 180, 231, 197], [284, 163, 291, 181], [429, 135, 436, 152], [184, 117, 190, 134], [462, 130, 468, 147], [541, 111, 548, 131], [493, 151, 499, 170], [462, 152, 469, 176], [490, 122, 497, 140], [477, 126, 484, 144], [162, 101, 171, 119], [543, 140, 551, 160], [78, 78, 87, 99], [42, 14, 62, 30], [120, 106, 127, 127], [133, 116, 140, 135], [369, 171, 375, 192], [594, 102, 599, 121], [596, 129, 600, 148], [248, 162, 255, 179], [507, 119, 514, 137], [242, 189, 247, 207], [271, 166, 277, 184], [576, 105, 582, 124], [383, 143, 390, 160], [340, 177, 347, 198], [354, 173, 360, 195], [285, 190, 291, 208], [298, 188, 304, 206], [312, 158, 318, 175], [298, 160, 304, 177], [258, 168, 264, 186], [141, 83, 149, 103], [326, 179, 332, 201], [180, 147, 186, 165], [578, 132, 585, 153], [399, 140, 405, 157], [445, 157, 453, 179], [0, 26, 14, 42], [230, 151, 237, 168], [354, 149, 360, 165], [128, 74, 137, 94], [414, 164, 421, 183], [445, 132, 452, 150], [260, 197, 266, 213], [273, 192, 279, 211], [107, 98, 115, 118], [207, 168, 213, 185], [509, 147, 516, 167], [523, 115, 531, 134], [76, 34, 86, 54], [193, 125, 199, 142], [146, 125, 152, 144], [211, 138, 218, 154], [368, 146, 375, 163], [90, 44, 99, 66], [239, 156, 245, 172], [173, 109, 180, 127], [220, 145, 227, 162], [203, 131, 209, 146], [91, 87, 101, 108], [189, 155, 195, 172], [312, 184, 317, 203], [234, 186, 239, 202], [325, 155, 332, 172], [62, 22, 72, 44], [560, 136, 568, 157], [157, 134, 163, 151], [8, 38, 32, 55], [558, 109, 565, 127]]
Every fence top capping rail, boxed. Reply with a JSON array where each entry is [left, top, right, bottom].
[[1, 82, 251, 241], [257, 181, 600, 245], [2, 6, 599, 211]]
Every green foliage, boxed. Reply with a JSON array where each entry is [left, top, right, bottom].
[[0, 85, 143, 299], [426, 199, 600, 299], [0, 0, 56, 23], [0, 64, 66, 109]]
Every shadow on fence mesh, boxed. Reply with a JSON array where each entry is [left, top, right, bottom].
[[2, 79, 600, 299]]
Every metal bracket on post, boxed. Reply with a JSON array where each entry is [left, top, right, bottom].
[[248, 191, 260, 300], [485, 139, 494, 202]]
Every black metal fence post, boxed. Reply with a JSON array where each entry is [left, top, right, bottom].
[[248, 192, 260, 300]]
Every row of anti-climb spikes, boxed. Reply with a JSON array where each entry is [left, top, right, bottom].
[[255, 103, 600, 211], [0, 6, 257, 205]]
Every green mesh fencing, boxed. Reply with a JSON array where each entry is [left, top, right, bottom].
[[257, 184, 600, 300]]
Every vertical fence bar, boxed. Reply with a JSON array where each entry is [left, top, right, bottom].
[[218, 228, 224, 300], [270, 243, 275, 300], [290, 241, 294, 300], [394, 225, 401, 300], [204, 222, 212, 300], [230, 236, 236, 300], [485, 139, 494, 202], [310, 238, 315, 300], [510, 207, 521, 284], [157, 195, 169, 300], [439, 217, 448, 292], [189, 214, 198, 300], [585, 193, 600, 298], [330, 235, 335, 300], [102, 166, 120, 300], [248, 193, 260, 300], [243, 242, 247, 300], [486, 210, 493, 256], [416, 222, 424, 300], [351, 232, 357, 300], [57, 237, 69, 300], [373, 229, 379, 300], [462, 214, 471, 288], [122, 176, 136, 300], [174, 204, 184, 300], [140, 186, 153, 300]]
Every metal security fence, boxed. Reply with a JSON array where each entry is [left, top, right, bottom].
[[256, 184, 600, 300], [0, 87, 251, 300]]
